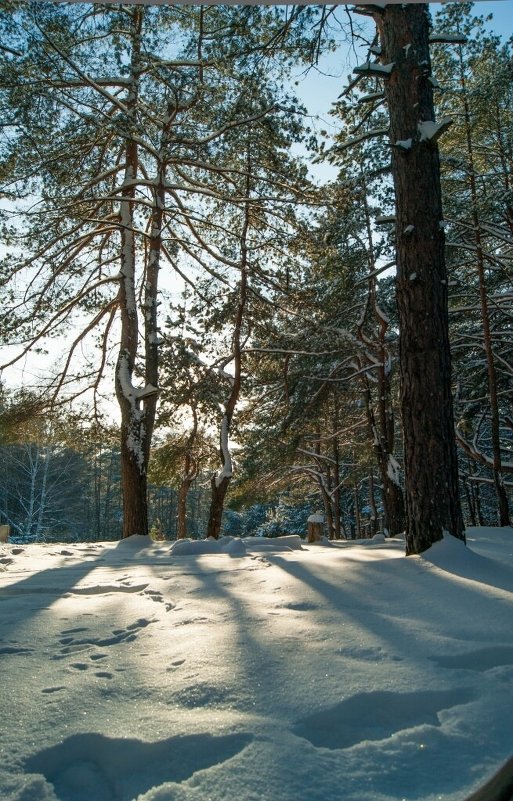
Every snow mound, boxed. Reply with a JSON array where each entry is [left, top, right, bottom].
[[169, 537, 243, 556], [307, 536, 333, 547], [241, 535, 304, 552], [113, 535, 153, 551], [421, 533, 513, 593], [168, 535, 306, 557]]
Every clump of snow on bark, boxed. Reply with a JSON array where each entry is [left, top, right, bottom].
[[387, 454, 401, 486], [418, 117, 453, 142]]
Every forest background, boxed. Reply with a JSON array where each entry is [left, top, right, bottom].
[[0, 0, 512, 546]]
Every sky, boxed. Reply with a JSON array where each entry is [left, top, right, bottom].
[[1, 526, 513, 801]]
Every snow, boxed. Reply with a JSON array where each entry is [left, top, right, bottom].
[[353, 61, 395, 77], [214, 414, 233, 488], [418, 118, 453, 143], [429, 33, 467, 45], [395, 137, 412, 151], [1, 527, 513, 801]]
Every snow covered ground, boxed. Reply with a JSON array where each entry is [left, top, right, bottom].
[[1, 527, 513, 801]]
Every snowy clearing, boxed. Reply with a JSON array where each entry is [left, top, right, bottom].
[[1, 527, 513, 801]]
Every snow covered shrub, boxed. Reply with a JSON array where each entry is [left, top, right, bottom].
[[254, 499, 311, 539]]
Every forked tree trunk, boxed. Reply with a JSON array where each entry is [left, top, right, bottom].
[[207, 475, 231, 540], [372, 3, 464, 554], [115, 7, 158, 539]]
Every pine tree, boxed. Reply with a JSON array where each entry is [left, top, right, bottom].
[[362, 3, 465, 553]]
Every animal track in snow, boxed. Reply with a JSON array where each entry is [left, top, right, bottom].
[[0, 644, 33, 655], [166, 658, 186, 672], [55, 618, 156, 660], [142, 588, 175, 611], [67, 582, 149, 595]]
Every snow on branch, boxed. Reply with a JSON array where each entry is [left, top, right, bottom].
[[393, 138, 413, 152], [455, 430, 513, 474], [418, 118, 454, 144], [429, 33, 467, 44], [353, 61, 395, 78], [352, 4, 388, 17], [358, 92, 385, 105]]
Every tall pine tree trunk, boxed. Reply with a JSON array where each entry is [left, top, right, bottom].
[[372, 4, 464, 554]]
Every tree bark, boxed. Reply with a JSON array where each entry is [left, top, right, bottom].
[[359, 186, 405, 537], [207, 152, 251, 539], [373, 3, 464, 554], [114, 7, 152, 539]]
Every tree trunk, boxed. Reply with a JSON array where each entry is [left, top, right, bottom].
[[115, 7, 152, 539], [353, 483, 362, 539], [368, 473, 378, 536], [332, 435, 342, 540], [176, 479, 190, 540], [373, 3, 464, 554], [206, 153, 251, 540], [119, 435, 149, 538], [359, 186, 405, 537], [207, 475, 230, 540]]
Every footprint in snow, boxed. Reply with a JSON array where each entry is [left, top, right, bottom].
[[432, 645, 513, 672], [294, 688, 474, 750]]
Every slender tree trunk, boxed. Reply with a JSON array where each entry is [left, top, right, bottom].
[[368, 473, 378, 536], [176, 412, 199, 539], [457, 48, 510, 526], [176, 477, 193, 540], [207, 156, 251, 539], [33, 444, 51, 541], [372, 3, 464, 554], [332, 432, 342, 540], [353, 483, 362, 539], [359, 187, 405, 536]]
